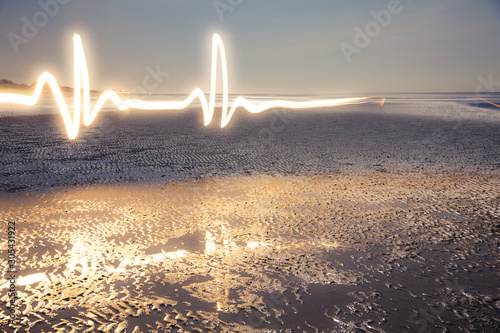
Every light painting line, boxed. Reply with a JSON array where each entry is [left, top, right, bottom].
[[0, 34, 385, 140], [476, 97, 500, 108]]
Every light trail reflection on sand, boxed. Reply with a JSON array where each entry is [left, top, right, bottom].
[[0, 173, 499, 331]]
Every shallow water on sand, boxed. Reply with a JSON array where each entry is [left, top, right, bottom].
[[0, 94, 499, 331], [0, 94, 499, 193], [0, 174, 499, 332]]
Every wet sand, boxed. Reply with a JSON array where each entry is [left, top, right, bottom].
[[1, 171, 499, 332], [1, 97, 499, 193]]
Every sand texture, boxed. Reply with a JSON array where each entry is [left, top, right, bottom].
[[1, 95, 499, 193], [0, 94, 499, 331], [0, 172, 498, 332]]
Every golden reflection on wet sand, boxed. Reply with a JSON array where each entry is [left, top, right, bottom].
[[0, 172, 499, 332]]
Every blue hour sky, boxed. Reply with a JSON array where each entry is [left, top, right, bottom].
[[0, 0, 499, 94]]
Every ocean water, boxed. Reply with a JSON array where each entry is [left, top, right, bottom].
[[0, 93, 499, 192]]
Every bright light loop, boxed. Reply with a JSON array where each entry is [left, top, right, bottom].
[[0, 33, 385, 140]]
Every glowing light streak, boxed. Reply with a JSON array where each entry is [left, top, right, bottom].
[[0, 33, 385, 140], [476, 97, 500, 108]]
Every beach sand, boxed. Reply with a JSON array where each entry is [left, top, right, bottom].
[[1, 171, 499, 332], [1, 94, 499, 331]]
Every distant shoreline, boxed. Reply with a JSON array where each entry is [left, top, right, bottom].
[[0, 79, 100, 95], [1, 80, 499, 97]]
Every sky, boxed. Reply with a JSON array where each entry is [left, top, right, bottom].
[[0, 0, 499, 94]]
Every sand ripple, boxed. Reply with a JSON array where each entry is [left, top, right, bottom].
[[0, 172, 498, 331]]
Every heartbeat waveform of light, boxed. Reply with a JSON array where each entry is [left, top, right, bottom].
[[0, 33, 385, 140]]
